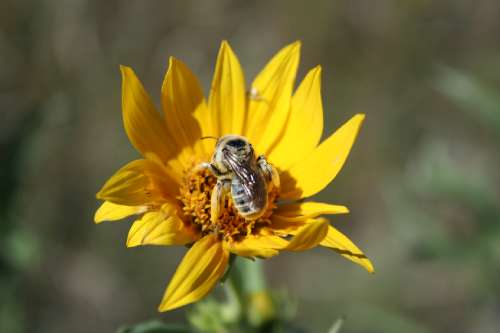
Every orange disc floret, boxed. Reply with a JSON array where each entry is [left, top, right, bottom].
[[178, 167, 278, 241]]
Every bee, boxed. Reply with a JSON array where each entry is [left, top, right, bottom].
[[196, 135, 280, 223]]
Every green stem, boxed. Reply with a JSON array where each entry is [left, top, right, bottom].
[[235, 258, 266, 294], [223, 271, 243, 321], [223, 257, 270, 325]]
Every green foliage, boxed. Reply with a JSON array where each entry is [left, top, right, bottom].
[[326, 317, 344, 333], [435, 66, 500, 135], [116, 258, 303, 333], [118, 320, 191, 333], [187, 258, 298, 333]]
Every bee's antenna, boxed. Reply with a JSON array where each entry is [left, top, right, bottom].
[[200, 136, 218, 141]]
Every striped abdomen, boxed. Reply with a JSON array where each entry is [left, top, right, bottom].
[[231, 175, 268, 220]]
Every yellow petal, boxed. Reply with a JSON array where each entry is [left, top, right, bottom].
[[245, 41, 301, 154], [159, 234, 229, 312], [127, 204, 196, 247], [285, 219, 329, 251], [161, 57, 206, 157], [275, 201, 349, 220], [94, 201, 147, 224], [270, 215, 307, 235], [267, 66, 323, 170], [271, 202, 347, 235], [280, 114, 365, 199], [120, 66, 173, 163], [96, 159, 177, 206], [270, 201, 347, 235], [224, 234, 288, 259], [209, 41, 246, 136], [320, 225, 374, 273]]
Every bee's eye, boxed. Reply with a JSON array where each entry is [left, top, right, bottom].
[[226, 139, 246, 148]]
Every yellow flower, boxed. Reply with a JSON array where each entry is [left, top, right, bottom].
[[95, 41, 373, 312]]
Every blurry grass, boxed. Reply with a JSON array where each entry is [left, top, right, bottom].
[[117, 320, 190, 333], [326, 317, 344, 333], [435, 66, 500, 136], [432, 67, 500, 296], [0, 108, 43, 333], [348, 305, 432, 333]]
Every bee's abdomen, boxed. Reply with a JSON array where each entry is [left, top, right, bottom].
[[231, 180, 267, 220]]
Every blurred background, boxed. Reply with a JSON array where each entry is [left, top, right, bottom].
[[1, 0, 500, 332]]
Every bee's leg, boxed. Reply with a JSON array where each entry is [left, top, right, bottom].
[[257, 155, 280, 189], [211, 179, 231, 224], [194, 162, 225, 177]]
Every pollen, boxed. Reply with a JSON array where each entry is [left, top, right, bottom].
[[178, 167, 279, 242]]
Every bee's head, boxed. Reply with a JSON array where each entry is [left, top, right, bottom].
[[213, 135, 254, 168]]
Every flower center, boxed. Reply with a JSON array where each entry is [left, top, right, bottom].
[[178, 165, 279, 241]]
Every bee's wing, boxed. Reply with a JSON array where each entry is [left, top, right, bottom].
[[223, 149, 258, 198]]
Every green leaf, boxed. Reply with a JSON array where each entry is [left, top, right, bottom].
[[117, 320, 190, 333], [435, 66, 500, 135], [327, 317, 345, 333]]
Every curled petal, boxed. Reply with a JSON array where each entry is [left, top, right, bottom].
[[270, 215, 307, 235], [268, 66, 323, 170], [209, 41, 246, 136], [275, 201, 349, 220], [159, 234, 229, 312], [94, 201, 147, 224], [120, 66, 172, 163], [320, 225, 374, 273], [127, 204, 197, 247], [224, 234, 289, 259], [285, 219, 329, 251], [280, 114, 365, 199], [96, 159, 177, 206], [246, 41, 301, 154]]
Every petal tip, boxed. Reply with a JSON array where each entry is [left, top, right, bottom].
[[168, 56, 182, 68], [93, 212, 103, 224], [339, 206, 350, 214], [120, 65, 136, 84], [220, 40, 232, 51], [167, 56, 174, 67], [312, 65, 322, 74], [359, 255, 374, 273], [93, 205, 106, 224], [119, 64, 132, 75], [125, 236, 137, 248], [365, 260, 375, 274], [290, 40, 302, 50], [158, 299, 177, 312], [355, 113, 366, 123], [282, 41, 301, 57]]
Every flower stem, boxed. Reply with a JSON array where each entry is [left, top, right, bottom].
[[234, 258, 266, 294], [222, 271, 243, 322], [223, 257, 276, 330]]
